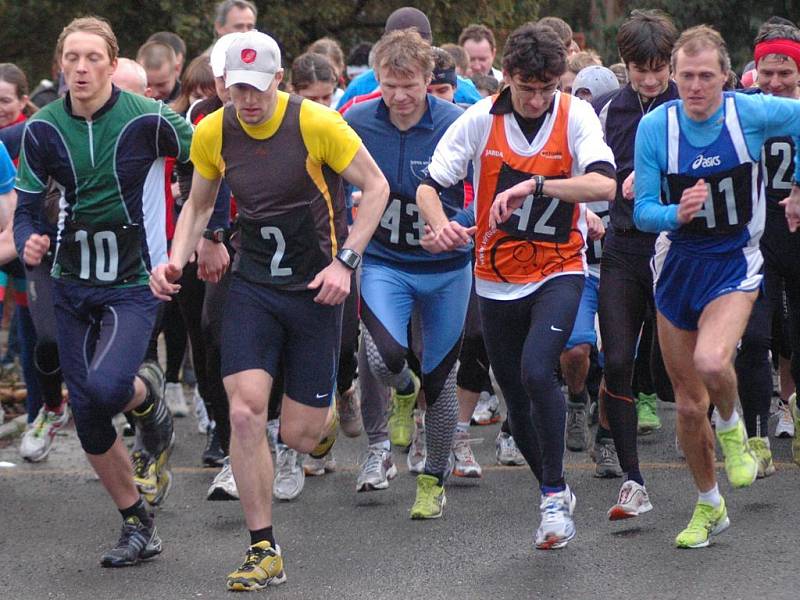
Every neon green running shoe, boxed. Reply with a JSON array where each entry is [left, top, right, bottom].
[[410, 473, 445, 520], [675, 497, 729, 548], [790, 393, 800, 466], [716, 419, 757, 488], [389, 372, 420, 449], [747, 437, 775, 478], [636, 393, 661, 434]]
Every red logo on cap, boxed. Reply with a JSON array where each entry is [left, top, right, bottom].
[[241, 49, 257, 64]]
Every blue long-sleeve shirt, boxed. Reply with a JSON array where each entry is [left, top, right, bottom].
[[634, 92, 800, 234]]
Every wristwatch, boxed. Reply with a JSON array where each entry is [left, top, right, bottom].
[[336, 248, 361, 270], [531, 174, 546, 199], [202, 228, 225, 243]]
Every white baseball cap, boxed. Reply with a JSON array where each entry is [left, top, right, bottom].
[[224, 31, 281, 91], [210, 32, 245, 78]]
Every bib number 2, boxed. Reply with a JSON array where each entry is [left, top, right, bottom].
[[260, 226, 292, 277]]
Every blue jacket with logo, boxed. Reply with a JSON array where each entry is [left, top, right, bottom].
[[345, 94, 472, 270]]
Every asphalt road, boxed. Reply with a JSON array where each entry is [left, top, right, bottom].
[[1, 394, 798, 600]]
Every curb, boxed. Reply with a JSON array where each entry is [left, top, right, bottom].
[[0, 414, 27, 440]]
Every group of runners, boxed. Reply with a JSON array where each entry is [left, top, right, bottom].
[[2, 0, 800, 592]]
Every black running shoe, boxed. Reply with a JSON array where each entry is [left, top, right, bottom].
[[100, 516, 162, 567], [202, 425, 225, 468], [134, 360, 174, 458]]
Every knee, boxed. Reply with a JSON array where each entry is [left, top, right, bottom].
[[85, 372, 132, 412], [693, 347, 732, 383], [229, 396, 266, 436], [34, 340, 60, 374], [561, 344, 590, 370], [675, 398, 710, 428], [520, 363, 553, 395], [279, 420, 322, 454], [365, 339, 405, 380], [73, 409, 116, 455]]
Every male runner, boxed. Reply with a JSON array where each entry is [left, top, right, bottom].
[[14, 17, 192, 566], [418, 23, 616, 549], [634, 25, 800, 548], [150, 31, 388, 590]]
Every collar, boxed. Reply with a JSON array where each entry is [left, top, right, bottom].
[[489, 85, 556, 118], [63, 84, 121, 121], [375, 94, 435, 131]]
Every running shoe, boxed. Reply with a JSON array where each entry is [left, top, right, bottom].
[[131, 450, 174, 507], [496, 431, 526, 466], [535, 486, 576, 549], [193, 386, 209, 434], [207, 457, 239, 501], [407, 409, 426, 474], [472, 392, 501, 425], [304, 452, 337, 476], [636, 392, 662, 434], [202, 424, 225, 468], [19, 404, 69, 462], [388, 372, 420, 449], [267, 419, 279, 452], [356, 445, 397, 492], [273, 443, 305, 501], [226, 541, 286, 591], [716, 420, 757, 488], [336, 385, 363, 438], [309, 405, 339, 459], [774, 401, 795, 438], [748, 437, 776, 478], [164, 382, 189, 417], [607, 480, 653, 520], [675, 497, 729, 549], [566, 401, 589, 451], [410, 473, 445, 519], [452, 430, 482, 478], [133, 360, 174, 459], [100, 516, 162, 567], [790, 393, 800, 465], [591, 437, 623, 478]]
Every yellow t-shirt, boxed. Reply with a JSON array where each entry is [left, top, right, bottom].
[[190, 91, 361, 182]]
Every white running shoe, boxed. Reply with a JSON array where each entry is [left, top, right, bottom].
[[607, 480, 653, 520], [267, 419, 280, 452], [407, 409, 426, 474], [496, 431, 526, 466], [273, 444, 305, 501], [535, 486, 577, 550], [356, 445, 397, 492], [775, 402, 795, 438], [164, 382, 189, 417], [472, 392, 501, 425], [207, 457, 239, 501], [304, 452, 337, 476], [336, 385, 363, 438], [20, 405, 70, 462], [452, 430, 482, 478], [193, 386, 210, 434]]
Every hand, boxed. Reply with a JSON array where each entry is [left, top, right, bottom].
[[149, 263, 183, 301], [489, 179, 536, 229], [677, 179, 708, 225], [196, 237, 230, 283], [22, 233, 50, 266], [307, 259, 351, 305], [420, 221, 476, 254], [586, 210, 606, 241], [780, 185, 800, 232], [622, 171, 635, 200]]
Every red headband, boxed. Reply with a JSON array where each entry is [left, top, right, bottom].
[[754, 38, 800, 68]]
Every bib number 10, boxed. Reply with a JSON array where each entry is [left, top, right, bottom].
[[74, 230, 119, 282]]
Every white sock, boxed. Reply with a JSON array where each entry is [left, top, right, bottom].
[[370, 440, 391, 451], [698, 483, 722, 507], [456, 421, 470, 434], [715, 409, 740, 432]]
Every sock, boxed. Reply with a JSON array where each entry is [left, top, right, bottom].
[[456, 421, 470, 434], [715, 409, 740, 433], [501, 418, 511, 435], [626, 470, 645, 486], [370, 440, 391, 451], [698, 484, 722, 508], [596, 425, 612, 442], [568, 389, 588, 407], [119, 498, 151, 525], [541, 482, 566, 495], [249, 526, 275, 547], [395, 369, 415, 395]]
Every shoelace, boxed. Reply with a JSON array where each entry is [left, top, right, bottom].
[[362, 449, 386, 475], [598, 443, 616, 463], [277, 448, 299, 472], [131, 452, 151, 477], [541, 495, 567, 523], [240, 546, 271, 570], [113, 519, 147, 551]]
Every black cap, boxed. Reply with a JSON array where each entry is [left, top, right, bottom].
[[384, 7, 432, 41]]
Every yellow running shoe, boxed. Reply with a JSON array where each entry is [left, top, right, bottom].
[[410, 473, 445, 520], [389, 372, 420, 448], [310, 404, 339, 459], [716, 419, 757, 488], [747, 437, 776, 478], [790, 393, 800, 466], [675, 497, 729, 549], [226, 541, 287, 591]]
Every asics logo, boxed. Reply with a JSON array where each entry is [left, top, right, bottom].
[[692, 154, 721, 169]]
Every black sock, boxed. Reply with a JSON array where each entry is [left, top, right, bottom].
[[397, 374, 415, 396], [250, 526, 275, 547], [626, 469, 645, 486], [568, 389, 588, 406], [596, 425, 612, 441], [119, 498, 151, 525], [501, 418, 511, 435]]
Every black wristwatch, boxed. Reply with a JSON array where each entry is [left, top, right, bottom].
[[202, 228, 225, 243], [336, 248, 361, 270], [532, 174, 546, 199]]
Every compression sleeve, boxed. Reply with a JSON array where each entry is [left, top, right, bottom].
[[14, 122, 48, 255], [633, 108, 679, 233]]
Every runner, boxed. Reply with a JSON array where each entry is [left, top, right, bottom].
[[418, 22, 616, 549], [634, 25, 800, 548], [150, 31, 388, 590], [13, 16, 192, 565]]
